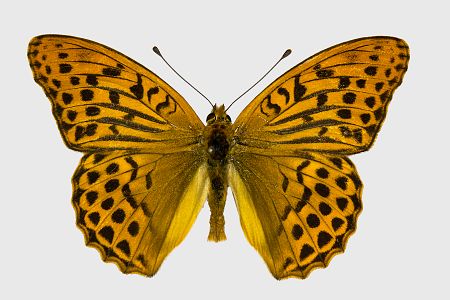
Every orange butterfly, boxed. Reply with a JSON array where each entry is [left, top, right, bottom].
[[28, 35, 408, 279]]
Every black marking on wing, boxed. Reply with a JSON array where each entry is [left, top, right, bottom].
[[130, 73, 144, 100]]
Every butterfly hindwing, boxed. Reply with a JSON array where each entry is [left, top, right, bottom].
[[229, 151, 362, 279], [233, 37, 409, 155], [73, 150, 208, 276], [28, 35, 204, 152]]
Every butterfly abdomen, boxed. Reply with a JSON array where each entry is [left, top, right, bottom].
[[206, 164, 228, 242]]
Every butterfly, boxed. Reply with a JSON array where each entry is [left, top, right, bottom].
[[28, 35, 409, 279]]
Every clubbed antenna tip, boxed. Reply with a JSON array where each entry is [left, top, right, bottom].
[[152, 46, 162, 57], [282, 49, 292, 59]]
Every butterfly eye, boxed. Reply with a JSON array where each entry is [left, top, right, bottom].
[[206, 113, 216, 123], [226, 115, 232, 122]]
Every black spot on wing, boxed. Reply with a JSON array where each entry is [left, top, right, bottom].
[[317, 94, 328, 106], [67, 110, 77, 121], [315, 183, 330, 198], [86, 106, 100, 116], [317, 231, 333, 248], [87, 171, 100, 184], [112, 208, 126, 224], [81, 89, 94, 101], [130, 73, 143, 99], [277, 87, 290, 104], [102, 67, 121, 76], [375, 82, 384, 92], [336, 197, 348, 211], [62, 93, 73, 105], [364, 66, 377, 76], [128, 221, 140, 237], [105, 179, 120, 193], [356, 79, 366, 88], [122, 183, 138, 209], [291, 224, 303, 240], [261, 95, 280, 117], [281, 173, 289, 192], [332, 218, 344, 231], [109, 90, 120, 104], [59, 64, 72, 73], [329, 157, 343, 169], [294, 75, 307, 102], [116, 240, 131, 256], [319, 202, 331, 216], [299, 244, 315, 260], [338, 77, 350, 89], [86, 74, 98, 86], [343, 92, 356, 104], [93, 154, 107, 163], [316, 69, 334, 78], [281, 206, 291, 221], [52, 79, 62, 89], [125, 156, 139, 181], [365, 96, 376, 108], [101, 197, 114, 210], [106, 163, 119, 174], [86, 191, 98, 205], [70, 76, 80, 85], [58, 52, 69, 59], [145, 170, 153, 189], [156, 95, 172, 113], [147, 86, 159, 103], [283, 257, 294, 270], [99, 226, 114, 244], [88, 212, 100, 225]]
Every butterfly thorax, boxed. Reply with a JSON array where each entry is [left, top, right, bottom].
[[203, 104, 233, 242], [205, 104, 232, 161]]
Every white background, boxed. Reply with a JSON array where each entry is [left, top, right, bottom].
[[1, 0, 448, 299]]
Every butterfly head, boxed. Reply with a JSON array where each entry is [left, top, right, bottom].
[[206, 104, 232, 125]]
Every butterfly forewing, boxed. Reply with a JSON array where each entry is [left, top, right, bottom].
[[28, 35, 204, 152], [233, 37, 409, 155]]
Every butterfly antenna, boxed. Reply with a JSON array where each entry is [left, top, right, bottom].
[[225, 49, 292, 112], [153, 46, 214, 107]]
